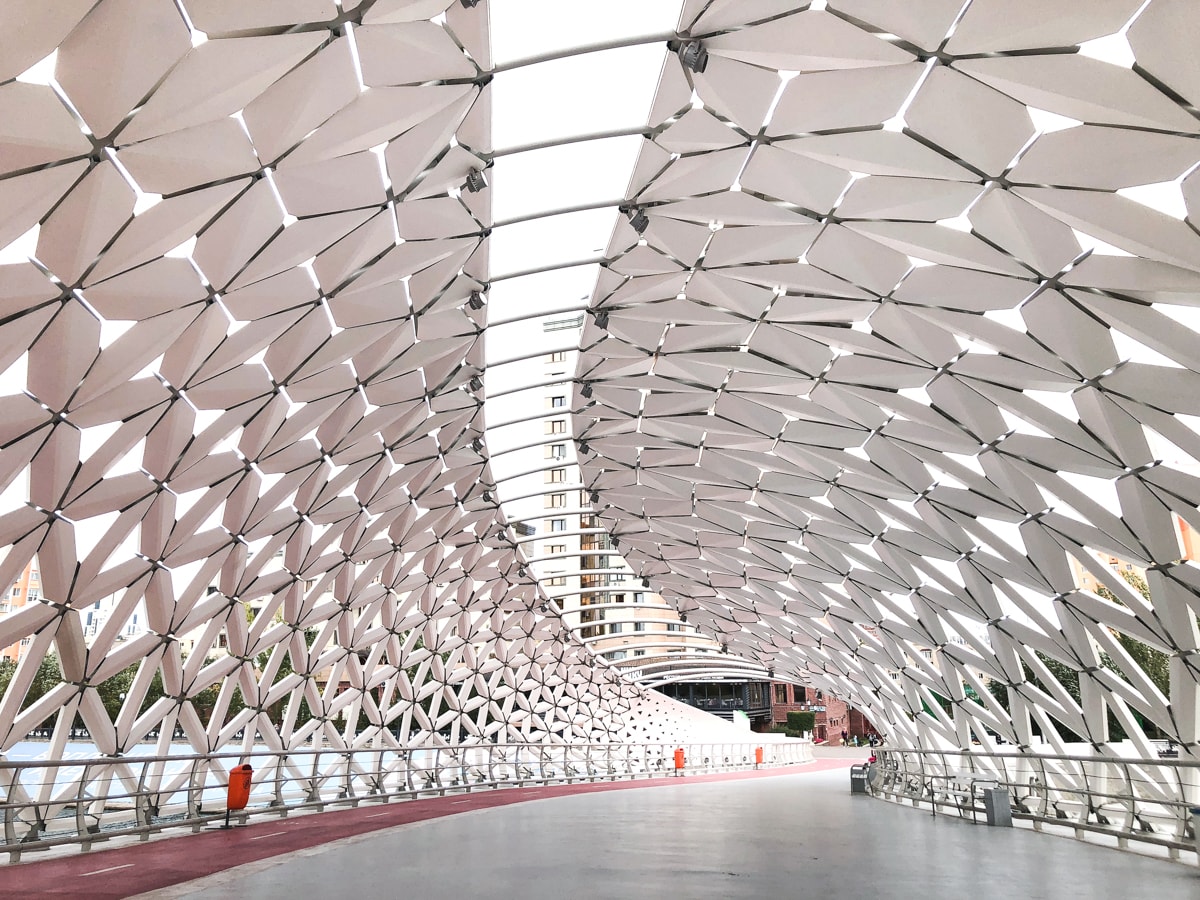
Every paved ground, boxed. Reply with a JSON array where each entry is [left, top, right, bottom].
[[0, 759, 848, 898], [6, 754, 1199, 899]]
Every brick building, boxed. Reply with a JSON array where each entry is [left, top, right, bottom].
[[1, 561, 40, 663], [764, 682, 874, 745]]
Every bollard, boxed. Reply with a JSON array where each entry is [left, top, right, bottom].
[[674, 748, 685, 775], [755, 747, 764, 767], [222, 763, 253, 829]]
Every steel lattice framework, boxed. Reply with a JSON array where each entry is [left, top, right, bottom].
[[579, 0, 1200, 755], [0, 0, 1198, 767]]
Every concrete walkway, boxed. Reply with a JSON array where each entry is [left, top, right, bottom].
[[0, 761, 848, 898], [5, 755, 1197, 899], [140, 760, 1196, 900]]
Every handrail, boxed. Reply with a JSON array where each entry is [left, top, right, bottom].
[[871, 747, 1200, 860], [869, 746, 1197, 770], [0, 740, 813, 862]]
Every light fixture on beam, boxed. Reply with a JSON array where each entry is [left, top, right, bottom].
[[678, 40, 708, 73], [463, 169, 487, 193], [594, 310, 609, 329], [580, 383, 593, 399], [467, 291, 485, 310], [468, 375, 482, 392]]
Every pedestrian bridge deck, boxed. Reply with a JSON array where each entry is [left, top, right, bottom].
[[4, 757, 1197, 899]]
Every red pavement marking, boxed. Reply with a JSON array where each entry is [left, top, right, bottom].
[[2, 758, 854, 898]]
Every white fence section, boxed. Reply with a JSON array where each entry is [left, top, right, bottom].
[[873, 747, 1200, 859], [0, 740, 813, 861]]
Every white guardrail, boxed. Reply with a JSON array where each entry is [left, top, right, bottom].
[[872, 747, 1200, 859], [0, 740, 813, 861]]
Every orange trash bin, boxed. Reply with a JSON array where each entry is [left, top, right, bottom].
[[674, 748, 685, 773], [222, 763, 253, 828], [755, 747, 764, 766]]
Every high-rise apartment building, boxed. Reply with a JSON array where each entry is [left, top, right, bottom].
[[0, 560, 40, 662], [499, 318, 723, 676]]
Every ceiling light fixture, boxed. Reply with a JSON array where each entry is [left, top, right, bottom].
[[463, 169, 487, 193], [678, 40, 708, 74]]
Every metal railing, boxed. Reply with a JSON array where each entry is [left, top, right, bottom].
[[0, 740, 813, 862], [872, 747, 1200, 858]]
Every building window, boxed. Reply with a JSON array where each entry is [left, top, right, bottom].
[[612, 593, 625, 603], [635, 622, 645, 633], [545, 419, 566, 435], [774, 685, 788, 704], [546, 576, 566, 587], [546, 493, 566, 508], [634, 650, 645, 657], [550, 396, 565, 408], [26, 588, 39, 601], [633, 592, 644, 603], [667, 623, 680, 632], [547, 443, 566, 459], [546, 351, 566, 363], [549, 519, 566, 532], [546, 544, 566, 556], [607, 650, 627, 661], [610, 623, 622, 634], [547, 468, 566, 483]]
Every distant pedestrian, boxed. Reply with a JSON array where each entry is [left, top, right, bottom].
[[841, 729, 848, 745]]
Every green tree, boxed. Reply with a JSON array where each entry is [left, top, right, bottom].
[[0, 658, 15, 703], [1093, 570, 1169, 738], [785, 710, 815, 737], [1094, 571, 1171, 699], [256, 629, 317, 729], [986, 649, 1138, 743], [96, 664, 136, 720]]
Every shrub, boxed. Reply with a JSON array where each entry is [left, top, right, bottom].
[[786, 711, 816, 735]]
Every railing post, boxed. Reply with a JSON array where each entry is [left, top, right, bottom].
[[341, 751, 354, 804], [1117, 761, 1133, 849], [75, 763, 91, 851], [186, 758, 202, 831], [136, 758, 154, 839], [273, 753, 287, 813]]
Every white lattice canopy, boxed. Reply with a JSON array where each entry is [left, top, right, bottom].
[[0, 0, 1199, 759]]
